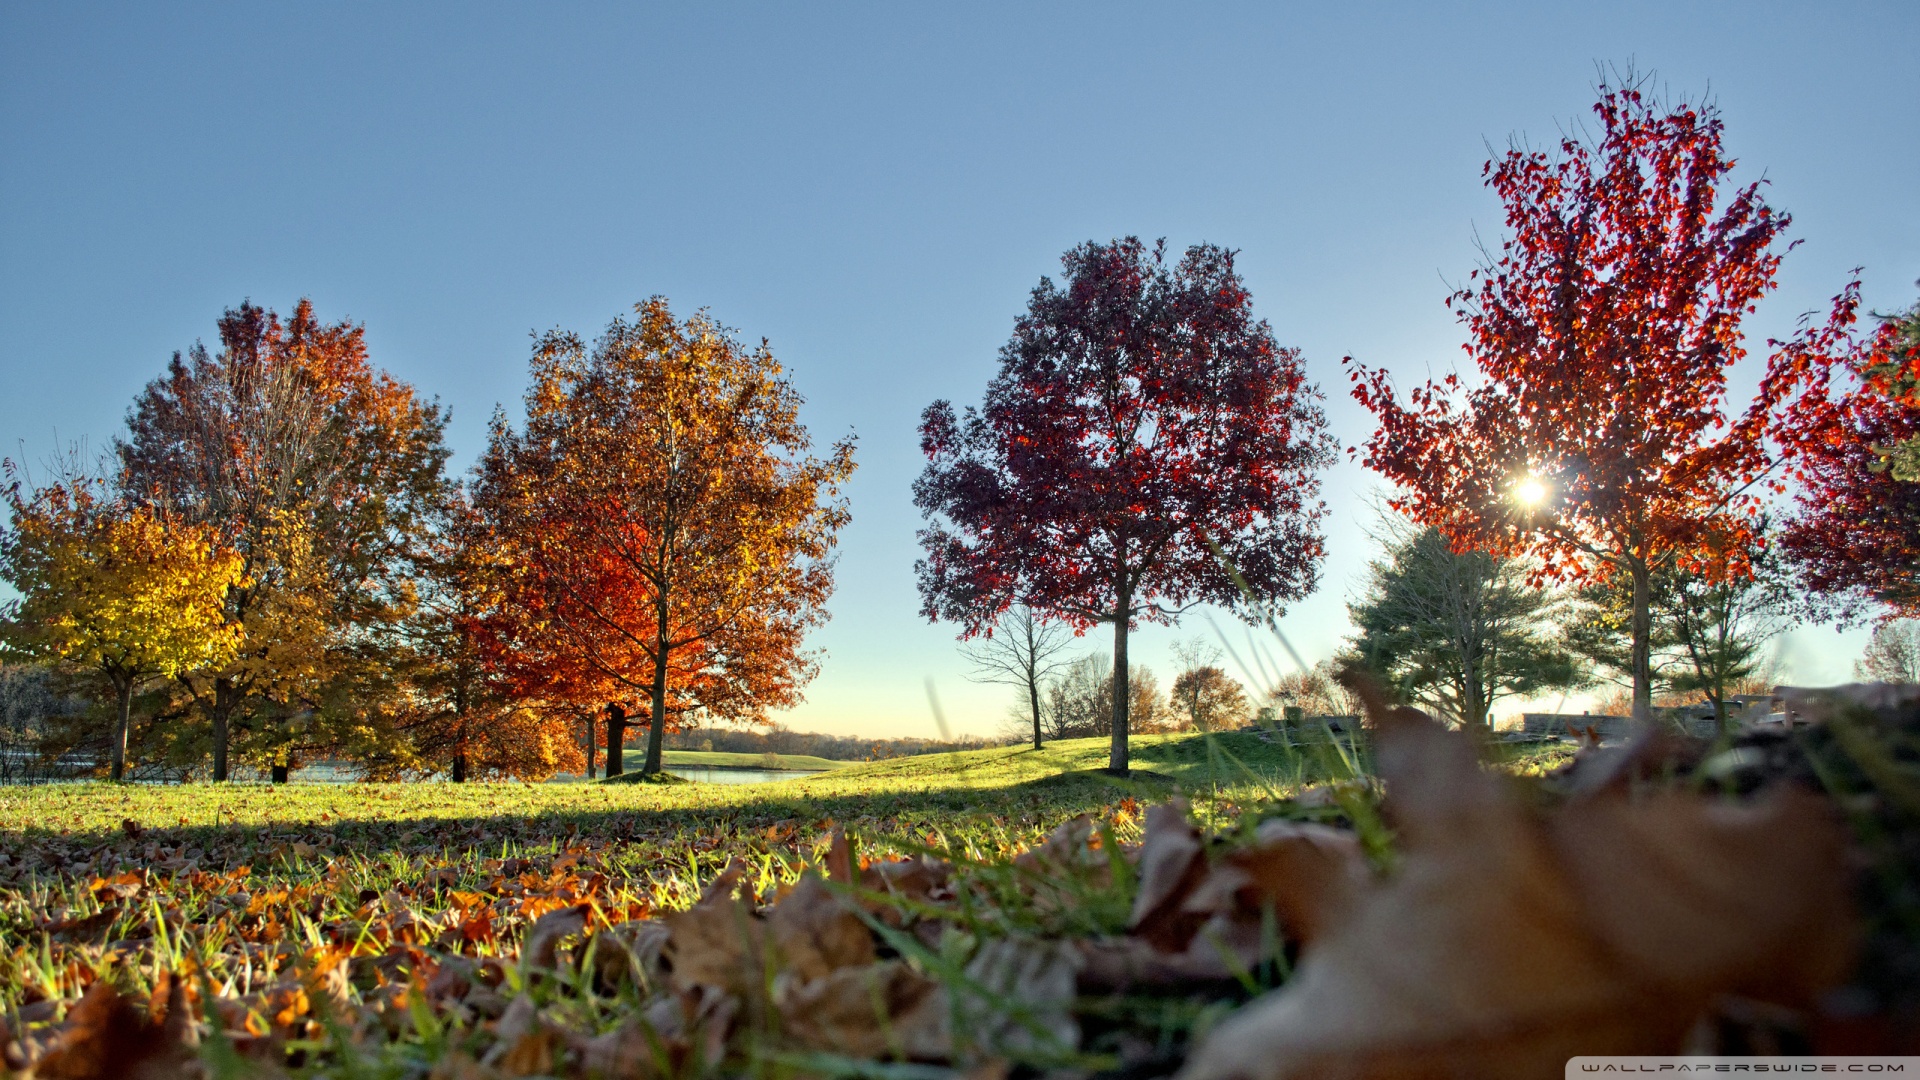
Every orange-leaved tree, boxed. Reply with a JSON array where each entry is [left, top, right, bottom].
[[475, 297, 855, 776], [399, 484, 579, 776], [0, 470, 245, 779], [1347, 76, 1856, 721]]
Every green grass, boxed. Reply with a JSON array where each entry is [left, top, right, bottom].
[[0, 729, 1571, 1074], [0, 731, 1376, 839], [651, 749, 851, 771]]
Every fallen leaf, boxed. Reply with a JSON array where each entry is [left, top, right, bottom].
[[664, 871, 766, 996], [522, 902, 590, 971], [582, 921, 673, 996], [825, 827, 855, 884], [1179, 702, 1857, 1080], [572, 1018, 681, 1079], [777, 959, 950, 1059], [955, 937, 1082, 1060], [860, 855, 952, 908], [767, 873, 876, 982], [1127, 799, 1209, 951], [1196, 819, 1369, 948], [30, 979, 193, 1080]]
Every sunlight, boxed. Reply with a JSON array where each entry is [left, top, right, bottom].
[[1514, 476, 1549, 507]]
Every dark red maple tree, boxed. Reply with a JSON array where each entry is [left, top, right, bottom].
[[915, 238, 1337, 775], [1780, 291, 1920, 620], [1348, 77, 1856, 721]]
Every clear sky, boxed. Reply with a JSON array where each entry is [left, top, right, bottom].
[[3, 3, 1915, 738]]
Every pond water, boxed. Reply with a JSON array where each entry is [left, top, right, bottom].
[[668, 766, 825, 785]]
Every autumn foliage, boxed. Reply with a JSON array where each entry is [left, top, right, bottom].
[[1781, 291, 1920, 619], [473, 298, 855, 776], [1348, 77, 1856, 719], [0, 474, 244, 780], [916, 238, 1335, 774], [117, 299, 451, 779]]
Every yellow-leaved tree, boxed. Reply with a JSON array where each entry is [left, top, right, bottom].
[[0, 469, 245, 780]]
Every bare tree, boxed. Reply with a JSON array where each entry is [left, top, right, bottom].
[[1857, 620, 1920, 684], [1268, 658, 1364, 721], [961, 604, 1076, 749], [1043, 653, 1110, 740]]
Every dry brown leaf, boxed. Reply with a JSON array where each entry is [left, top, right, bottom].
[[483, 995, 568, 1076], [955, 938, 1082, 1059], [1127, 799, 1209, 952], [582, 920, 673, 996], [1012, 816, 1111, 910], [494, 1028, 562, 1077], [697, 858, 750, 906], [488, 995, 538, 1049], [1551, 790, 1857, 1008], [1196, 819, 1369, 949], [1179, 705, 1858, 1080], [1013, 816, 1098, 873], [30, 979, 196, 1080], [427, 1051, 503, 1080], [1555, 728, 1708, 798], [777, 959, 951, 1059], [861, 855, 953, 907], [522, 902, 590, 970], [767, 873, 877, 982], [1086, 819, 1366, 991], [1079, 932, 1251, 992], [572, 1017, 683, 1080], [664, 893, 766, 997], [824, 826, 855, 885]]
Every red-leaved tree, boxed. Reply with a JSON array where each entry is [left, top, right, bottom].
[[1780, 290, 1920, 620], [915, 238, 1336, 775], [1348, 77, 1856, 721]]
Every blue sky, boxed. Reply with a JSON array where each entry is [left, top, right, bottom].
[[3, 3, 1915, 737]]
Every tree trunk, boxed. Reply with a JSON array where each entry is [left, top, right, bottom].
[[644, 605, 670, 775], [1629, 555, 1653, 726], [584, 711, 598, 780], [1028, 677, 1043, 751], [109, 673, 132, 782], [451, 685, 469, 782], [210, 678, 234, 782], [605, 704, 626, 778], [1108, 611, 1130, 776], [271, 762, 289, 784]]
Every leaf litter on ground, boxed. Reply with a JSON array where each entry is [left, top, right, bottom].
[[1, 696, 1915, 1076]]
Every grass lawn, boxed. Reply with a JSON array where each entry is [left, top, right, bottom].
[[0, 728, 1574, 1074], [649, 749, 851, 771]]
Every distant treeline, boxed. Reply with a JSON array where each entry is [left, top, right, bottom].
[[665, 725, 1001, 761]]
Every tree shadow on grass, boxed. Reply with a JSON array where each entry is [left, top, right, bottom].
[[0, 731, 1335, 887], [0, 766, 1211, 885]]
